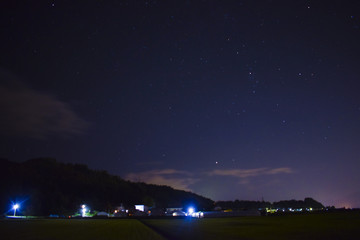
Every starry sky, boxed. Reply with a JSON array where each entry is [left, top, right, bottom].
[[1, 0, 360, 208]]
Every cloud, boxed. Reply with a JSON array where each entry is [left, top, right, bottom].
[[125, 169, 198, 192], [125, 167, 292, 192], [207, 167, 293, 178], [266, 167, 293, 175], [0, 69, 90, 139]]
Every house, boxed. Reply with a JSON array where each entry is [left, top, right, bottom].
[[135, 205, 149, 213], [165, 207, 184, 216]]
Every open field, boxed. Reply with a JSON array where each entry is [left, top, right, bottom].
[[0, 218, 164, 240], [1, 212, 360, 240], [143, 212, 360, 240]]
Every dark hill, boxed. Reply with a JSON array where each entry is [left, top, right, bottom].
[[0, 158, 213, 216]]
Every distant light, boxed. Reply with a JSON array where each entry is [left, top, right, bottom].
[[81, 204, 87, 217], [188, 207, 195, 215], [135, 205, 145, 212], [81, 208, 87, 217], [13, 203, 20, 216]]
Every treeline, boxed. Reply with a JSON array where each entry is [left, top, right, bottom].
[[215, 197, 324, 210], [0, 158, 213, 216], [215, 200, 272, 210], [273, 198, 324, 209]]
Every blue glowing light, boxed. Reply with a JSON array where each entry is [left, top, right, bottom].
[[12, 203, 20, 216], [187, 207, 195, 215]]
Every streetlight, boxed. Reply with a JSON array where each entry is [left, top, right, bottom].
[[13, 204, 19, 217], [81, 204, 87, 217], [187, 207, 195, 216]]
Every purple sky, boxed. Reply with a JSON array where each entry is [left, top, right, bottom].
[[1, 1, 360, 208]]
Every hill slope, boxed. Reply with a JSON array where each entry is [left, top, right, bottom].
[[0, 158, 214, 215]]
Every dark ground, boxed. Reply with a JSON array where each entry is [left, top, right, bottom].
[[1, 212, 359, 240]]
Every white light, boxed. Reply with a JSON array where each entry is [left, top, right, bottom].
[[135, 205, 145, 212], [13, 204, 20, 216], [188, 207, 194, 215], [81, 207, 87, 217], [80, 204, 88, 217]]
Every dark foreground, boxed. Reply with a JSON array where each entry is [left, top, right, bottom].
[[1, 212, 359, 240]]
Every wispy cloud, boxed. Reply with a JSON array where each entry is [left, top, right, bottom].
[[125, 167, 293, 192], [125, 169, 198, 192], [207, 167, 293, 178], [0, 69, 90, 139]]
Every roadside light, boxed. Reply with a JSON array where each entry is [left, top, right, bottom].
[[81, 204, 87, 217], [13, 204, 19, 216], [187, 207, 195, 215]]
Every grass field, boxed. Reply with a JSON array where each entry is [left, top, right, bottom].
[[1, 212, 359, 240], [143, 212, 360, 240], [0, 218, 165, 240]]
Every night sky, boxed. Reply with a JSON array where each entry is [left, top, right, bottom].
[[1, 1, 360, 208]]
